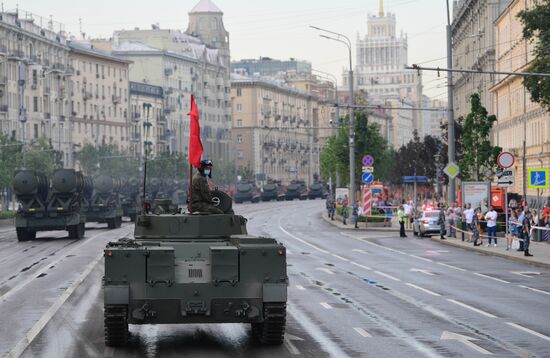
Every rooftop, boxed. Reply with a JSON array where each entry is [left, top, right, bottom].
[[189, 0, 222, 14]]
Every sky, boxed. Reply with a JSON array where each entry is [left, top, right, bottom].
[[5, 0, 450, 99]]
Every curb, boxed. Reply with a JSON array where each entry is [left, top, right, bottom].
[[0, 218, 14, 228], [427, 235, 550, 270], [321, 213, 407, 233]]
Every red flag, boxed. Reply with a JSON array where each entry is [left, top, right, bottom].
[[187, 95, 203, 168]]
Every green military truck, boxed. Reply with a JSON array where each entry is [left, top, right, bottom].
[[103, 191, 288, 346], [13, 169, 87, 241], [82, 175, 123, 229]]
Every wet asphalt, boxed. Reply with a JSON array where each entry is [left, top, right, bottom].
[[1, 200, 550, 357]]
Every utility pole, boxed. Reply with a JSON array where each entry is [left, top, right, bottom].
[[18, 62, 27, 167], [446, 0, 456, 205]]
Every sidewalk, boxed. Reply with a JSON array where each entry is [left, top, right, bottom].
[[322, 212, 550, 269]]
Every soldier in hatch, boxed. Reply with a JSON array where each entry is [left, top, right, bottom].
[[190, 159, 224, 214]]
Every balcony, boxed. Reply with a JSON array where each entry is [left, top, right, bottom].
[[164, 68, 173, 76], [112, 95, 121, 104], [157, 134, 169, 142], [45, 112, 51, 119], [130, 133, 141, 142], [0, 76, 6, 85], [8, 49, 24, 61], [44, 87, 51, 95], [164, 105, 176, 113], [0, 44, 6, 56], [274, 114, 281, 121], [0, 104, 8, 112], [52, 63, 65, 72], [131, 112, 140, 123], [157, 115, 167, 123], [83, 91, 93, 101]]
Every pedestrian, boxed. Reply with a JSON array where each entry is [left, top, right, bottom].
[[506, 210, 519, 250], [352, 201, 359, 229], [398, 204, 407, 237], [403, 200, 412, 229], [447, 202, 457, 238], [453, 202, 462, 238], [438, 203, 446, 240], [342, 195, 349, 225], [464, 204, 474, 242], [472, 208, 482, 246], [543, 203, 550, 242], [522, 209, 534, 257], [326, 195, 336, 220], [484, 205, 498, 247]]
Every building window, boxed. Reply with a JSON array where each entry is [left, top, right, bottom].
[[237, 150, 243, 159], [236, 87, 242, 96], [237, 134, 243, 143], [236, 104, 242, 112], [33, 97, 38, 112], [236, 119, 242, 127]]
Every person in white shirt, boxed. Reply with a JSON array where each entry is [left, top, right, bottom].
[[403, 202, 412, 228], [463, 204, 474, 242], [484, 206, 498, 246]]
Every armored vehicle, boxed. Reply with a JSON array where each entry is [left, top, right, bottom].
[[261, 182, 285, 202], [120, 177, 140, 222], [233, 181, 260, 204], [103, 191, 288, 346], [285, 180, 308, 201], [307, 183, 326, 200], [82, 175, 123, 229], [13, 169, 87, 241]]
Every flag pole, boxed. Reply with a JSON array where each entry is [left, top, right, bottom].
[[188, 165, 193, 213]]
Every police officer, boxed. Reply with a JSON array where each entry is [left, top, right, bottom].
[[397, 205, 407, 237], [190, 159, 224, 214]]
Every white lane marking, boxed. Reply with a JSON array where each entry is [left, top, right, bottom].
[[440, 331, 493, 355], [353, 327, 372, 338], [295, 285, 306, 290], [286, 249, 293, 255], [406, 283, 441, 296], [6, 252, 103, 357], [437, 262, 466, 272], [447, 299, 498, 318], [410, 268, 436, 276], [284, 333, 304, 355], [518, 285, 550, 296], [279, 220, 329, 254], [506, 322, 550, 343], [320, 302, 333, 309], [0, 228, 130, 302], [316, 267, 334, 275], [352, 249, 368, 254], [374, 270, 401, 281], [427, 250, 449, 255], [409, 254, 433, 262], [473, 272, 510, 284], [511, 271, 541, 278], [351, 261, 372, 271], [332, 254, 349, 262]]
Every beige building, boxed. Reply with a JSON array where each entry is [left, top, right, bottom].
[[68, 42, 131, 163], [231, 74, 321, 184], [128, 81, 165, 156], [110, 0, 232, 163], [490, 0, 549, 198], [451, 0, 512, 119], [0, 10, 72, 164]]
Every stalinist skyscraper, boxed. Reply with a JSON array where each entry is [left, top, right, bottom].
[[345, 0, 424, 148]]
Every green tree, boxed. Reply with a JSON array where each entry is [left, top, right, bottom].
[[24, 137, 58, 176], [460, 94, 502, 181], [518, 1, 550, 110], [79, 144, 140, 178], [0, 133, 23, 210]]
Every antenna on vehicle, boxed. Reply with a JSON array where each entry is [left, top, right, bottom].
[[142, 102, 152, 213]]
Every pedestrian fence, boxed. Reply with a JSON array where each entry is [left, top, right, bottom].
[[448, 223, 550, 241]]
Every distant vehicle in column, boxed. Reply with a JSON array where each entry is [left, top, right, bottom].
[[261, 180, 286, 202], [285, 180, 308, 201], [81, 174, 123, 229], [234, 180, 260, 203]]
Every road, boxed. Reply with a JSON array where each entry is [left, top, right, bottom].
[[1, 200, 550, 357]]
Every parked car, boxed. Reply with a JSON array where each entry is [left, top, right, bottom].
[[413, 210, 441, 237]]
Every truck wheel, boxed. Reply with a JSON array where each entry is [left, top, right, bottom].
[[107, 219, 116, 229], [104, 304, 129, 346], [252, 302, 286, 345], [16, 228, 35, 241], [68, 225, 80, 239], [129, 214, 137, 222], [115, 216, 122, 228], [78, 223, 86, 238]]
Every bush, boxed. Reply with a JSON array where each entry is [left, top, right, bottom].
[[0, 211, 16, 220]]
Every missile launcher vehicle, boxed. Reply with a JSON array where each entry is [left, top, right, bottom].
[[13, 169, 88, 241], [103, 190, 288, 346], [82, 175, 123, 229], [120, 177, 140, 222]]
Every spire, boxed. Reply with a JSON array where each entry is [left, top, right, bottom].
[[379, 0, 384, 16]]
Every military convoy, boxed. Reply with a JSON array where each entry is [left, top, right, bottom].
[[120, 177, 141, 222], [103, 191, 288, 346], [307, 182, 327, 200], [12, 169, 89, 241], [284, 180, 308, 201]]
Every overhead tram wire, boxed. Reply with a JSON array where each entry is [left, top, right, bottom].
[[407, 64, 550, 78]]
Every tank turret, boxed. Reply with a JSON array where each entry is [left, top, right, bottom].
[[12, 170, 49, 200]]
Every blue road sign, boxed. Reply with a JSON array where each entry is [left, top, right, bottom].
[[362, 154, 374, 167], [362, 172, 374, 184], [401, 176, 430, 183], [528, 168, 549, 189]]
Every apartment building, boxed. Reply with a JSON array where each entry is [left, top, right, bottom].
[[128, 81, 165, 156]]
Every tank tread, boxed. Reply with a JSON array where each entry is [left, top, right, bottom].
[[104, 304, 129, 346], [252, 302, 286, 345]]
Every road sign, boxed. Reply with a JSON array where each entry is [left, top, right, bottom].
[[528, 168, 549, 189], [361, 172, 374, 184], [443, 162, 460, 179], [362, 166, 374, 173], [401, 176, 429, 183], [496, 168, 514, 187], [362, 154, 374, 167], [497, 152, 515, 168]]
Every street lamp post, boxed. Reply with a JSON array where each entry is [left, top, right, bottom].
[[446, 0, 456, 204], [310, 25, 355, 202]]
